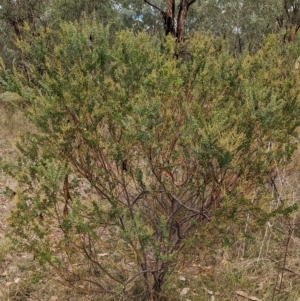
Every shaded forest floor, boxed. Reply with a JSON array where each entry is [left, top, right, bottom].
[[1, 93, 300, 300]]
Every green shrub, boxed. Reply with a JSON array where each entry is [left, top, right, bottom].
[[3, 19, 300, 300]]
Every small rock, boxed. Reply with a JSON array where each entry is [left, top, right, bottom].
[[1, 269, 8, 276], [179, 276, 186, 281], [180, 287, 190, 296]]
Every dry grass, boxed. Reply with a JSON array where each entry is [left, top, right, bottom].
[[1, 92, 300, 300]]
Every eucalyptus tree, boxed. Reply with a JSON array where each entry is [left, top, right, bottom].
[[50, 0, 121, 24], [188, 0, 281, 54], [276, 0, 300, 42], [142, 0, 196, 42]]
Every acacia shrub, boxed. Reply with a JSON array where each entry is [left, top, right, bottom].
[[3, 20, 300, 300]]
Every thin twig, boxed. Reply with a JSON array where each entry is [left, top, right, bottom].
[[278, 225, 293, 292]]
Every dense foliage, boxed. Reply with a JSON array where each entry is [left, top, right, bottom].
[[1, 16, 300, 299], [2, 0, 300, 68]]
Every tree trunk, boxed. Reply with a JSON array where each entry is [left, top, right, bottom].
[[164, 0, 175, 36], [151, 263, 169, 301], [176, 0, 189, 42], [144, 0, 196, 43]]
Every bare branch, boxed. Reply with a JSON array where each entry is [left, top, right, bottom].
[[144, 0, 165, 14], [170, 193, 211, 221], [187, 0, 196, 6], [125, 266, 165, 285], [129, 190, 150, 210], [81, 244, 123, 285]]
